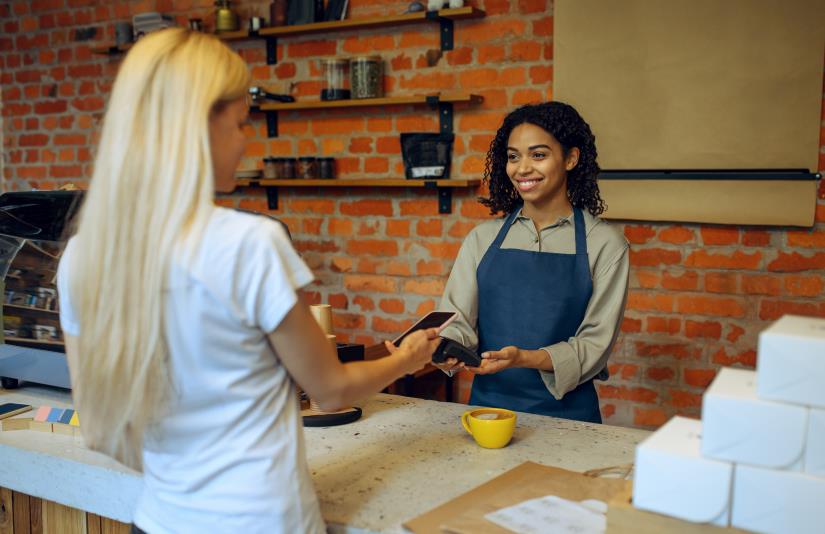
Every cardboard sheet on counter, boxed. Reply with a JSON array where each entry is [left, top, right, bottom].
[[404, 461, 746, 534]]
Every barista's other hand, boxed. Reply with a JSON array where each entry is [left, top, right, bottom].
[[384, 328, 441, 376], [432, 357, 465, 375], [468, 346, 521, 375]]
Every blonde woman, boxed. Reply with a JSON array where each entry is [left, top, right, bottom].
[[56, 28, 439, 534]]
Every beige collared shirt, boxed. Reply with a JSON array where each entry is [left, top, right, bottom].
[[438, 208, 629, 400]]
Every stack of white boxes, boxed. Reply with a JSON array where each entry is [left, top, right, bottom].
[[632, 315, 825, 534]]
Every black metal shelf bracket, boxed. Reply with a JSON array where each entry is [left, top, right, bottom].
[[424, 180, 453, 213], [265, 36, 277, 65], [425, 11, 454, 51], [250, 106, 280, 138], [437, 187, 452, 214], [439, 102, 453, 135], [426, 96, 454, 135], [265, 110, 278, 137], [266, 186, 279, 210]]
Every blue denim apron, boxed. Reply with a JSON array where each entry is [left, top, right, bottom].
[[469, 208, 601, 423]]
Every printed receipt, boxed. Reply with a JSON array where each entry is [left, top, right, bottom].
[[484, 495, 608, 534]]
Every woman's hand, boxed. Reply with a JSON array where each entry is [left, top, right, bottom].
[[468, 346, 522, 375], [384, 328, 441, 376], [468, 346, 554, 375]]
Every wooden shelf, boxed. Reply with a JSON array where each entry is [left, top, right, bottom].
[[5, 337, 64, 352], [91, 43, 132, 55], [235, 178, 480, 214], [255, 93, 482, 112], [3, 304, 60, 318], [226, 6, 484, 40], [93, 7, 484, 57], [237, 178, 479, 187], [254, 91, 482, 137]]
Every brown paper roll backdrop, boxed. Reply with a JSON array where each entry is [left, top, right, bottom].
[[554, 0, 825, 171]]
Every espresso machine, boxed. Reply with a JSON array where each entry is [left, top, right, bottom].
[[0, 190, 82, 390]]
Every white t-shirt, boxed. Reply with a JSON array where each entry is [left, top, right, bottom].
[[57, 207, 325, 534]]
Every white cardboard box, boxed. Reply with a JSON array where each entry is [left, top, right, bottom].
[[732, 464, 825, 534], [701, 367, 807, 470], [757, 314, 825, 408], [804, 408, 825, 477], [633, 416, 732, 526]]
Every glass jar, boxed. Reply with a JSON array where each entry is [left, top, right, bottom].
[[318, 157, 335, 179], [282, 158, 297, 179], [297, 157, 318, 179], [350, 55, 383, 99], [320, 58, 350, 101], [263, 157, 277, 179]]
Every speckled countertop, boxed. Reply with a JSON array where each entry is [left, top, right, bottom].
[[1, 386, 650, 533]]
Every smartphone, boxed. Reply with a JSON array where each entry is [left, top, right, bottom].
[[0, 403, 32, 420], [393, 311, 457, 347]]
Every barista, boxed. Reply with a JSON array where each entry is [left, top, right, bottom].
[[436, 102, 629, 423]]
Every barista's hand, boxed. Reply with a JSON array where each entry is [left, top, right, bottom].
[[469, 346, 554, 374], [384, 328, 441, 376], [468, 346, 522, 375]]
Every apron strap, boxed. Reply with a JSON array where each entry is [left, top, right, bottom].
[[573, 208, 587, 256], [490, 209, 520, 251], [476, 209, 519, 285]]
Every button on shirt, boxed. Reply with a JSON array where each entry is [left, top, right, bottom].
[[438, 208, 629, 400]]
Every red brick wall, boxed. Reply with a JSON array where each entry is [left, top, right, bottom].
[[1, 0, 823, 429]]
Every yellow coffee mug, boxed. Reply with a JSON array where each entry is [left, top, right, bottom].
[[461, 408, 516, 449]]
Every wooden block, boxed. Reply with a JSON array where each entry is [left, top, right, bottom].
[[0, 404, 31, 420], [28, 421, 53, 433], [1, 417, 33, 431], [33, 406, 51, 422], [52, 423, 78, 437], [69, 412, 79, 427], [58, 409, 74, 425], [46, 409, 64, 423]]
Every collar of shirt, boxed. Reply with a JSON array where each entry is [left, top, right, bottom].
[[511, 206, 574, 233]]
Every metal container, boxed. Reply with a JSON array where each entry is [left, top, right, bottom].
[[350, 56, 383, 99], [282, 158, 297, 179], [215, 0, 239, 33], [263, 157, 277, 179], [297, 157, 318, 179], [318, 157, 335, 179]]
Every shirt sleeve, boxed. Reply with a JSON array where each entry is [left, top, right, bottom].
[[56, 239, 80, 337], [539, 243, 629, 400], [437, 229, 483, 351], [236, 220, 314, 334]]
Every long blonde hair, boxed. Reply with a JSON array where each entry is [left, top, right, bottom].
[[68, 28, 250, 470]]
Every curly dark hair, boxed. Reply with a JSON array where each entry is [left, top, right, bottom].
[[479, 101, 605, 216]]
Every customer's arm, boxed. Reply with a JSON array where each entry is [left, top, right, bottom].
[[268, 300, 441, 411]]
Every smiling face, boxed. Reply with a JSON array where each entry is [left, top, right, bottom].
[[209, 96, 250, 194], [506, 122, 579, 221]]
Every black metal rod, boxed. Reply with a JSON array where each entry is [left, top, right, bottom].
[[598, 170, 820, 181]]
